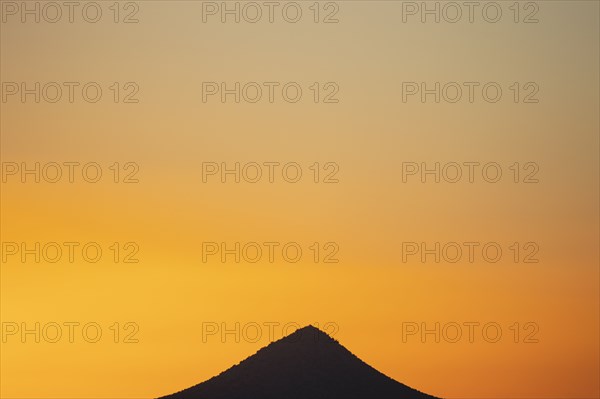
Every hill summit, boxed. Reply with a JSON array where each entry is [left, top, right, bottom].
[[159, 325, 440, 399]]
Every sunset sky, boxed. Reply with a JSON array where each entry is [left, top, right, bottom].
[[1, 1, 599, 398]]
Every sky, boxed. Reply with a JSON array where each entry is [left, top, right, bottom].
[[1, 1, 599, 398]]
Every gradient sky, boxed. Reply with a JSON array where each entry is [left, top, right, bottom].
[[1, 1, 599, 398]]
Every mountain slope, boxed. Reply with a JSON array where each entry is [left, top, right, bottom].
[[159, 325, 440, 399]]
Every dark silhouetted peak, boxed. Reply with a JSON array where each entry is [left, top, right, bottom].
[[267, 324, 337, 345], [159, 325, 440, 399]]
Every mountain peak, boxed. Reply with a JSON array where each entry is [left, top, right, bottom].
[[277, 324, 336, 343], [293, 323, 322, 334], [159, 324, 440, 399]]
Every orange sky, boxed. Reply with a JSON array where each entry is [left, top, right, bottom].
[[1, 1, 599, 398]]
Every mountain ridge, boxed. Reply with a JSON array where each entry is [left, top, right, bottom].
[[159, 325, 441, 399]]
